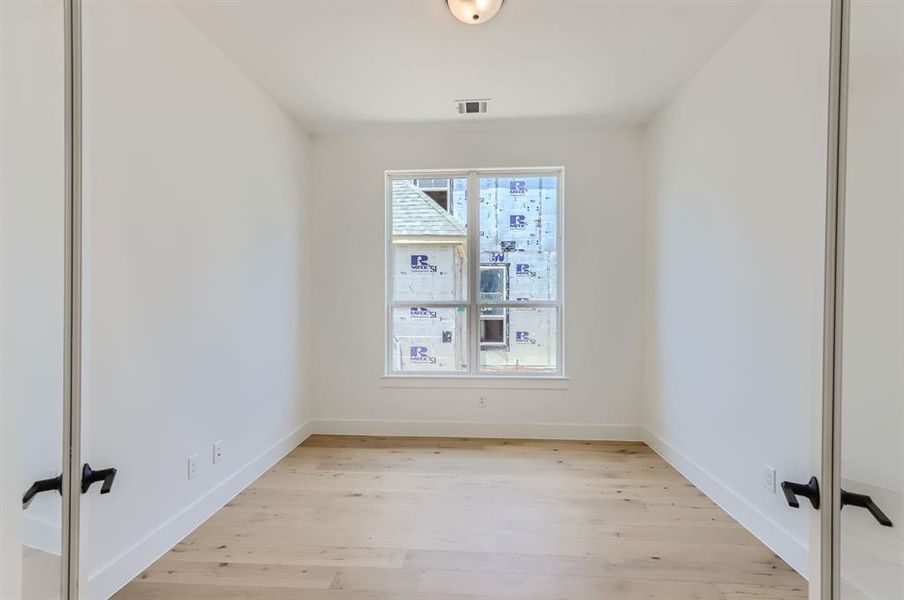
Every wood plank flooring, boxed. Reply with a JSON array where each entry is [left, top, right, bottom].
[[114, 435, 807, 600]]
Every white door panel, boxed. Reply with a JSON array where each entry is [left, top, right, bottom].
[[838, 0, 904, 597]]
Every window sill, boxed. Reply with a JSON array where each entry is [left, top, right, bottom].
[[380, 375, 571, 390]]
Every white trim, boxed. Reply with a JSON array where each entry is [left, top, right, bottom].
[[23, 515, 63, 557], [85, 421, 314, 600], [476, 301, 559, 307], [642, 428, 810, 579], [468, 170, 480, 372], [312, 419, 641, 441], [63, 1, 83, 596], [395, 237, 466, 245], [380, 375, 570, 389], [820, 2, 849, 598], [384, 173, 393, 375], [556, 170, 565, 376], [388, 167, 563, 177]]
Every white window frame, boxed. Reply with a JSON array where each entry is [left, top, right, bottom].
[[478, 263, 509, 349], [385, 167, 565, 378]]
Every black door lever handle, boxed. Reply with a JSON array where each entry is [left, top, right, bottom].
[[841, 489, 893, 527], [22, 475, 62, 509], [781, 476, 820, 510], [81, 463, 117, 495]]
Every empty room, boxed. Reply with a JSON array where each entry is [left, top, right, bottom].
[[2, 0, 901, 598]]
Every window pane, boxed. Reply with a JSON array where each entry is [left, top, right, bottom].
[[480, 319, 505, 345], [480, 307, 557, 374], [392, 178, 468, 302], [391, 306, 468, 372], [480, 306, 507, 348], [479, 265, 507, 303], [479, 176, 557, 301]]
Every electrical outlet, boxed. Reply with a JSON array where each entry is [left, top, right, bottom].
[[188, 454, 199, 480], [213, 441, 224, 464], [478, 396, 487, 408], [763, 464, 776, 493]]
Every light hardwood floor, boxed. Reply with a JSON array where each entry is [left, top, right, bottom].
[[115, 435, 806, 599]]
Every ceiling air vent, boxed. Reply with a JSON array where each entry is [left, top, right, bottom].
[[455, 99, 488, 115]]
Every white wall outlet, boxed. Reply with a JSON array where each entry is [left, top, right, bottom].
[[187, 454, 199, 480], [478, 396, 487, 408], [213, 441, 224, 464], [763, 464, 776, 493]]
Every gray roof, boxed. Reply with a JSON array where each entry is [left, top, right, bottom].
[[392, 180, 466, 237]]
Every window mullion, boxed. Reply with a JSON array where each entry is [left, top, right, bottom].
[[467, 171, 480, 376], [390, 302, 468, 308], [477, 302, 558, 308]]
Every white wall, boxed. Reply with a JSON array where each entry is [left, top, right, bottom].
[[79, 2, 314, 597], [0, 1, 66, 597], [310, 124, 645, 438], [643, 0, 830, 577]]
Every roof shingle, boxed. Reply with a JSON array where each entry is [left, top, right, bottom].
[[392, 180, 466, 237]]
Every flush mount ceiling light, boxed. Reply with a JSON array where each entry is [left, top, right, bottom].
[[446, 0, 504, 25]]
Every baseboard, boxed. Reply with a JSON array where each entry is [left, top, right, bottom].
[[23, 514, 62, 556], [642, 428, 809, 578], [87, 419, 314, 600], [311, 418, 643, 441]]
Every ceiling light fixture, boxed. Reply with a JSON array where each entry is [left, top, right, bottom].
[[446, 0, 504, 25]]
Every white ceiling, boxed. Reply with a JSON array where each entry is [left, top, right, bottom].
[[176, 0, 761, 133]]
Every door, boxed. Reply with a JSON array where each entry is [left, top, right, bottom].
[[0, 1, 69, 598], [835, 0, 904, 597]]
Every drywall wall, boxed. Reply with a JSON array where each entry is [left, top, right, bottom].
[[644, 0, 830, 577], [79, 2, 314, 597], [0, 1, 66, 597], [310, 123, 645, 437]]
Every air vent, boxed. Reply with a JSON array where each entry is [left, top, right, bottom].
[[455, 99, 488, 115]]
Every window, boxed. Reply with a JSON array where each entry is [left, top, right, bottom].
[[387, 169, 562, 376], [479, 264, 507, 302], [413, 178, 451, 211], [479, 265, 508, 349]]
